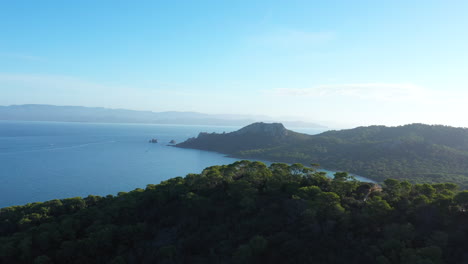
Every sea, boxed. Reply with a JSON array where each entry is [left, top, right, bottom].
[[0, 121, 371, 208]]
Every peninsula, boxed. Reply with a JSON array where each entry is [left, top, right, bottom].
[[177, 122, 468, 187]]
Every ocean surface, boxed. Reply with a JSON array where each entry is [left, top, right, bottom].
[[0, 121, 370, 208]]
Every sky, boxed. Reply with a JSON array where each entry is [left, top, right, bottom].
[[1, 0, 468, 128]]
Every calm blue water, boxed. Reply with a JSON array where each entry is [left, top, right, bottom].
[[0, 121, 370, 208]]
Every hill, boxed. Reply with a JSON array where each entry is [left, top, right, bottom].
[[2, 160, 468, 263], [176, 122, 310, 153], [0, 104, 326, 128], [177, 123, 468, 187]]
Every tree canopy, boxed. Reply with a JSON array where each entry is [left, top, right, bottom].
[[2, 161, 468, 263]]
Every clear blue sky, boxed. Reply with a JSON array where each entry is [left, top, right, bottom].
[[1, 0, 468, 127]]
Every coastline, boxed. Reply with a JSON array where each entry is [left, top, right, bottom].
[[174, 144, 377, 183]]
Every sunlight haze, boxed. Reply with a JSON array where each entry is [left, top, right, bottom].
[[1, 0, 467, 127]]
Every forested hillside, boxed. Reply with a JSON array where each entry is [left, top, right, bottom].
[[2, 161, 468, 263], [177, 123, 468, 187], [176, 122, 310, 153]]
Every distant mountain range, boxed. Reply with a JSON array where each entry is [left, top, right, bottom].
[[0, 104, 326, 128], [177, 122, 468, 187]]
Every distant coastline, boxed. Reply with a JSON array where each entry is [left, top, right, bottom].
[[0, 104, 327, 129]]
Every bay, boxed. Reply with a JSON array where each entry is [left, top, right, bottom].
[[0, 121, 371, 208]]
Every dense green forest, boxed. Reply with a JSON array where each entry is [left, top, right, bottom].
[[2, 160, 468, 263], [177, 122, 468, 187]]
